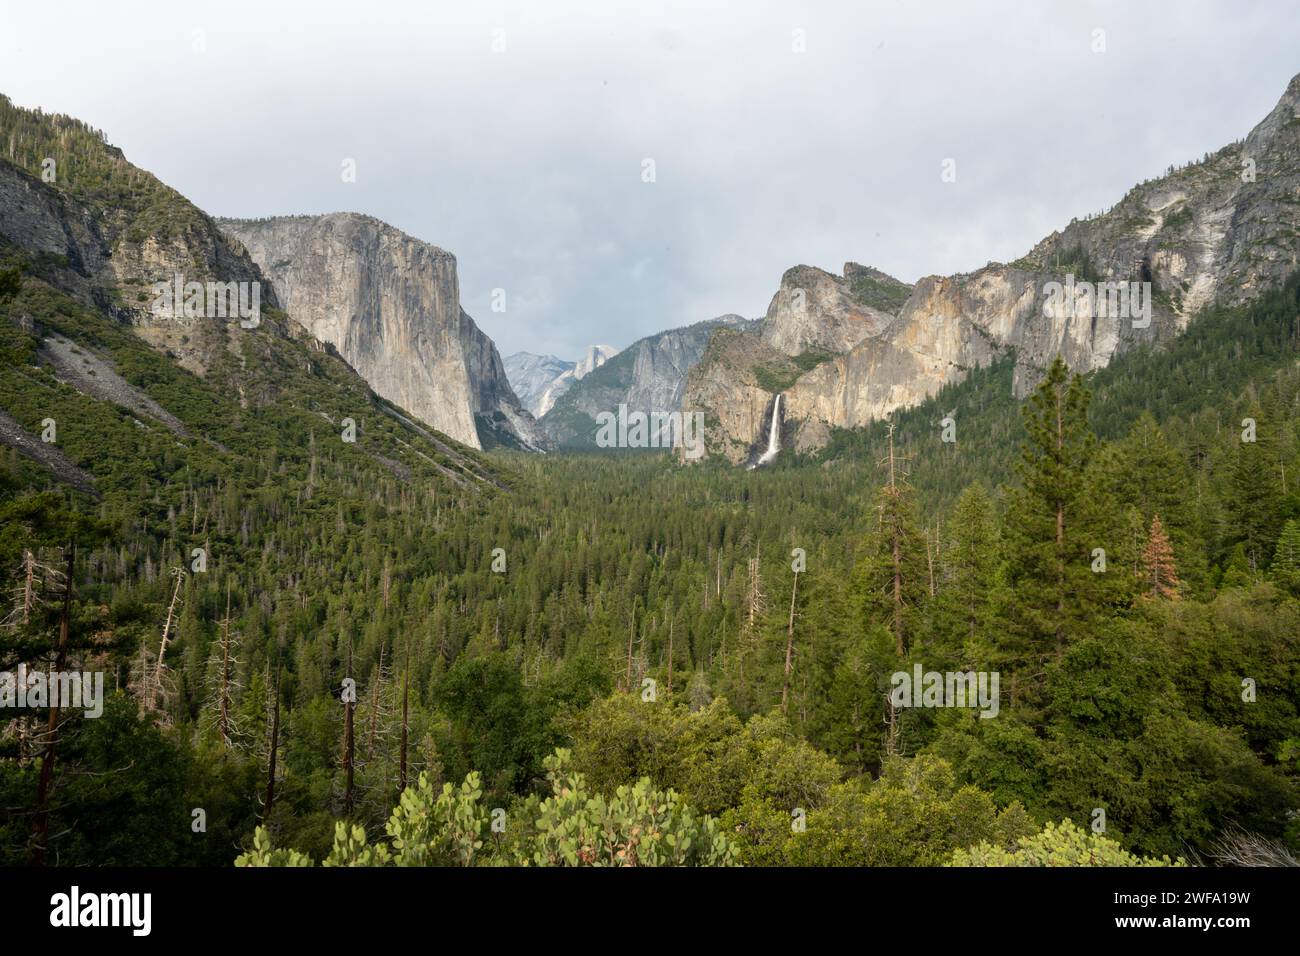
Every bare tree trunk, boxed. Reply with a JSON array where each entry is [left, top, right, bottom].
[[218, 579, 232, 745], [781, 569, 799, 713], [926, 525, 936, 598], [399, 641, 410, 796], [342, 642, 355, 817], [625, 605, 635, 692], [263, 663, 281, 821], [31, 542, 75, 866], [666, 616, 674, 695], [148, 567, 185, 709], [892, 520, 904, 656], [883, 690, 899, 756], [366, 644, 385, 761], [21, 549, 35, 623]]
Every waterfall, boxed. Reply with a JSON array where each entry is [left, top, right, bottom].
[[754, 394, 782, 467]]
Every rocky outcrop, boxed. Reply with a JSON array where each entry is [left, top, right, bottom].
[[218, 213, 545, 451], [574, 343, 618, 379], [681, 265, 912, 464], [0, 94, 513, 493], [0, 160, 107, 291], [686, 72, 1300, 461], [761, 263, 903, 357], [506, 352, 573, 417], [683, 328, 801, 464], [506, 343, 618, 418], [542, 316, 752, 448], [0, 97, 276, 379]]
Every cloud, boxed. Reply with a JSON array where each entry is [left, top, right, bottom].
[[1, 0, 1295, 359]]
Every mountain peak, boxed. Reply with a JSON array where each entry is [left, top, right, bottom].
[[1244, 71, 1300, 155], [218, 213, 542, 451]]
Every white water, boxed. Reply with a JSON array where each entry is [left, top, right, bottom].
[[754, 393, 782, 467]]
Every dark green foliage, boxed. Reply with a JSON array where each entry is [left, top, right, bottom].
[[848, 272, 912, 313], [2, 99, 1298, 862], [1003, 358, 1100, 661]]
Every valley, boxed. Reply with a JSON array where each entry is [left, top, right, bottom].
[[1, 67, 1299, 873]]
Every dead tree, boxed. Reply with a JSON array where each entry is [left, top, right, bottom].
[[398, 640, 410, 797], [132, 566, 185, 717], [205, 578, 244, 747], [781, 566, 800, 714], [218, 582, 234, 743], [5, 548, 62, 629], [883, 689, 900, 757], [341, 641, 355, 818], [665, 614, 675, 696], [4, 547, 64, 765], [30, 542, 74, 866], [263, 663, 282, 821], [624, 602, 638, 692], [364, 643, 390, 763], [745, 546, 768, 634], [154, 566, 185, 690]]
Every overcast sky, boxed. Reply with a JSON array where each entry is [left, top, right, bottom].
[[2, 1, 1297, 358]]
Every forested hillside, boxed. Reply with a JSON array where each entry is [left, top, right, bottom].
[[3, 247, 1298, 864], [2, 88, 1299, 870]]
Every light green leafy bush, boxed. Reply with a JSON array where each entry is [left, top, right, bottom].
[[948, 819, 1185, 867], [237, 749, 735, 867]]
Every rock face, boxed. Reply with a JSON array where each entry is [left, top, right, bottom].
[[541, 315, 753, 448], [686, 72, 1300, 462], [684, 327, 802, 464], [0, 93, 497, 489], [0, 95, 276, 379], [218, 214, 545, 451], [505, 343, 618, 418], [761, 263, 904, 357], [505, 352, 573, 417], [574, 343, 619, 379], [683, 267, 912, 464]]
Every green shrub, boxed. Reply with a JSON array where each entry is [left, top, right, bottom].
[[949, 819, 1184, 866]]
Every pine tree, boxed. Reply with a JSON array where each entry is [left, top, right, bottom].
[[859, 422, 927, 656], [1224, 405, 1285, 576], [0, 262, 23, 303], [1088, 414, 1207, 593], [1003, 357, 1096, 659], [936, 482, 1000, 656], [1270, 519, 1300, 573], [1141, 514, 1180, 600]]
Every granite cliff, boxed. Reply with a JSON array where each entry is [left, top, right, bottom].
[[685, 73, 1300, 463], [218, 214, 545, 451], [541, 315, 752, 449], [0, 93, 498, 489], [505, 343, 618, 418]]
